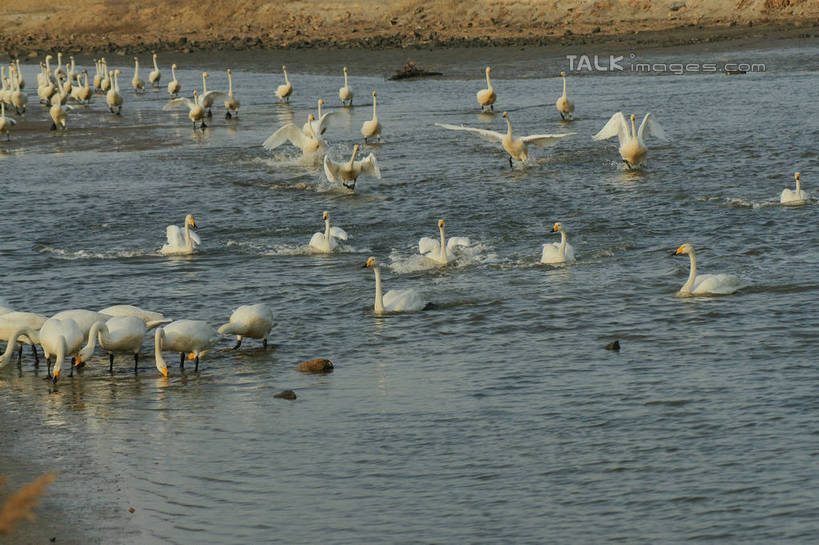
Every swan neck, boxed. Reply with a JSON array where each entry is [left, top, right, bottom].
[[372, 95, 377, 116], [154, 328, 167, 371], [348, 148, 358, 166], [562, 76, 567, 97], [683, 250, 697, 292], [439, 225, 447, 263], [202, 74, 207, 94], [284, 70, 289, 84], [317, 100, 323, 117], [153, 56, 159, 70], [171, 65, 177, 80], [373, 265, 384, 313], [0, 327, 35, 366], [795, 177, 801, 193], [559, 229, 567, 252], [344, 71, 348, 86], [184, 220, 192, 250], [505, 116, 512, 137], [82, 320, 105, 359], [486, 70, 492, 89], [630, 117, 637, 139], [228, 71, 233, 95], [324, 218, 331, 239]]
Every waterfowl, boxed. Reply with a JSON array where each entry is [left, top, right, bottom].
[[275, 65, 292, 102], [309, 211, 349, 253], [418, 219, 471, 265], [163, 90, 207, 130], [197, 72, 225, 117], [149, 53, 161, 86], [672, 244, 740, 296], [167, 63, 181, 96], [0, 103, 16, 140], [593, 112, 667, 169], [780, 172, 808, 205], [224, 68, 240, 118], [217, 303, 274, 349], [477, 66, 496, 111], [154, 320, 220, 373], [263, 114, 323, 155], [541, 222, 576, 264], [363, 257, 428, 314], [303, 99, 332, 136], [339, 66, 353, 106], [106, 69, 123, 114], [361, 91, 381, 143], [555, 71, 574, 120], [160, 214, 200, 255], [322, 144, 380, 190], [132, 57, 145, 93]]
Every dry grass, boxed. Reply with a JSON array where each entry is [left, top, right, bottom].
[[0, 473, 58, 534]]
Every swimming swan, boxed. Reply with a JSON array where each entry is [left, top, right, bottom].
[[309, 210, 349, 252], [217, 303, 274, 349], [224, 68, 240, 118], [418, 219, 471, 265], [160, 214, 200, 255], [363, 256, 428, 314], [541, 222, 576, 264], [477, 66, 496, 111], [555, 71, 574, 120], [339, 66, 353, 106], [167, 63, 181, 96], [593, 112, 667, 168], [436, 111, 574, 166], [263, 114, 323, 155], [780, 172, 807, 205], [154, 319, 221, 373], [164, 90, 207, 130], [361, 91, 381, 143], [323, 144, 380, 190], [672, 243, 740, 296], [149, 53, 161, 86], [275, 65, 292, 103]]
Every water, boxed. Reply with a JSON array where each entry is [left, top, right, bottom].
[[2, 42, 819, 543]]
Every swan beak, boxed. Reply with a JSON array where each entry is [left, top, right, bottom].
[[53, 369, 60, 381], [187, 353, 196, 360], [795, 172, 800, 180], [74, 356, 82, 366], [159, 366, 168, 377], [673, 246, 684, 256]]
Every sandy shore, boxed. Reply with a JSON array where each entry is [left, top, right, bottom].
[[1, 0, 818, 57]]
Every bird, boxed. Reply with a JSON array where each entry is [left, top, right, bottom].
[[477, 66, 496, 111], [14, 58, 25, 89], [592, 112, 667, 169], [50, 309, 111, 338], [541, 222, 576, 264], [323, 144, 380, 190], [363, 256, 428, 314], [418, 219, 471, 265], [160, 214, 200, 255], [9, 68, 27, 114], [303, 99, 332, 136], [100, 61, 111, 92], [149, 53, 161, 86], [339, 66, 353, 106], [263, 114, 323, 156], [309, 211, 349, 253], [106, 69, 123, 115], [224, 69, 240, 119], [197, 72, 225, 117], [92, 58, 103, 91], [38, 317, 97, 381], [672, 244, 740, 296], [94, 316, 149, 373], [131, 57, 145, 93], [70, 70, 92, 104], [163, 90, 207, 130], [217, 303, 274, 349], [0, 103, 16, 141], [555, 71, 574, 120], [53, 52, 65, 79], [154, 320, 221, 373], [361, 91, 381, 143], [0, 311, 47, 365], [48, 95, 72, 131], [275, 65, 292, 102], [436, 111, 574, 167], [167, 63, 181, 97], [780, 172, 808, 205]]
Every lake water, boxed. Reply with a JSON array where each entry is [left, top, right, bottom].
[[1, 41, 818, 543]]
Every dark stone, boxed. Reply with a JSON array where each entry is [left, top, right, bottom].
[[274, 389, 297, 400], [298, 358, 334, 373]]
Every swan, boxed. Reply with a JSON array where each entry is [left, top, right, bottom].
[[37, 317, 96, 381], [149, 53, 161, 86], [0, 324, 39, 368], [541, 222, 576, 264], [51, 309, 111, 338], [339, 66, 353, 106], [780, 172, 808, 205], [0, 311, 46, 364], [92, 316, 149, 373], [66, 56, 77, 82], [100, 60, 111, 92], [555, 71, 574, 120], [154, 319, 221, 373], [106, 69, 123, 114], [98, 305, 169, 325], [132, 57, 145, 93], [51, 74, 69, 106], [309, 210, 349, 252], [363, 256, 428, 314], [217, 303, 274, 349], [37, 69, 55, 104], [70, 70, 92, 104], [477, 66, 496, 111], [303, 99, 332, 136], [92, 59, 103, 91], [275, 65, 292, 102], [224, 68, 240, 118], [323, 144, 380, 190], [197, 72, 225, 117], [49, 94, 72, 131], [163, 90, 207, 130], [263, 114, 323, 155], [436, 111, 574, 166], [14, 58, 24, 89], [10, 69, 27, 114], [672, 244, 740, 296], [54, 52, 65, 79], [160, 214, 200, 255], [418, 219, 471, 265], [361, 91, 381, 143], [0, 103, 16, 141], [38, 56, 51, 87], [167, 63, 181, 96], [593, 112, 667, 169], [0, 67, 10, 105]]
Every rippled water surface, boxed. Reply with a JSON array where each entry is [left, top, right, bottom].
[[2, 42, 818, 543]]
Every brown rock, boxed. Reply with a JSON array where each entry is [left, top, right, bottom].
[[298, 358, 334, 373], [274, 389, 297, 400]]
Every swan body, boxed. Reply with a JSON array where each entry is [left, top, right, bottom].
[[160, 214, 200, 255], [163, 90, 207, 130], [100, 61, 111, 92], [38, 317, 96, 381], [132, 57, 145, 93], [339, 66, 353, 106], [780, 172, 807, 205], [673, 244, 740, 296], [263, 114, 323, 155], [275, 65, 292, 102], [477, 66, 496, 111], [14, 59, 24, 89], [54, 53, 65, 79], [0, 103, 16, 140], [93, 59, 103, 90], [197, 72, 225, 116], [224, 68, 240, 118], [217, 303, 274, 349], [309, 210, 349, 252], [363, 257, 428, 314], [149, 53, 161, 86], [95, 316, 148, 372], [303, 99, 332, 136], [418, 219, 471, 265], [323, 144, 380, 190], [154, 320, 221, 373], [51, 309, 110, 338], [541, 222, 576, 264], [49, 97, 71, 131], [0, 312, 46, 360], [106, 70, 123, 114], [556, 71, 574, 120], [167, 63, 181, 96], [593, 112, 667, 168], [361, 91, 381, 143], [436, 111, 573, 166], [10, 69, 27, 114]]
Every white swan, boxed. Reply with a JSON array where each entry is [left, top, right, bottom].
[[92, 59, 103, 90], [418, 219, 471, 265], [70, 70, 92, 104], [339, 66, 353, 106], [275, 65, 292, 102], [217, 303, 274, 349], [0, 103, 16, 141], [14, 58, 24, 90], [0, 311, 46, 365], [541, 222, 576, 264], [323, 144, 380, 190], [93, 316, 149, 373], [363, 256, 428, 314], [100, 60, 111, 92], [163, 90, 207, 130], [593, 112, 667, 168], [197, 72, 225, 117], [167, 63, 181, 96], [263, 114, 323, 155], [10, 68, 27, 114], [154, 319, 221, 373], [54, 52, 65, 79], [556, 71, 574, 120], [477, 66, 496, 111], [309, 210, 349, 252], [361, 91, 381, 143], [780, 172, 807, 205], [224, 68, 240, 118], [436, 111, 574, 166], [160, 214, 200, 255], [49, 91, 72, 131], [303, 99, 332, 136], [51, 309, 111, 338], [39, 317, 97, 381], [149, 53, 161, 86], [673, 243, 740, 296], [132, 57, 145, 93], [106, 70, 123, 115]]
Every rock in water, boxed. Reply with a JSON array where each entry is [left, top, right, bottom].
[[298, 358, 334, 373], [274, 389, 297, 400], [604, 340, 620, 351]]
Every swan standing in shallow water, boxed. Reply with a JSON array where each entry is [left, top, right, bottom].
[[197, 72, 225, 117], [323, 144, 380, 190], [264, 114, 323, 156], [555, 72, 574, 120], [106, 70, 123, 115], [419, 219, 471, 265], [303, 99, 332, 136], [436, 111, 573, 167], [361, 91, 381, 143], [149, 53, 161, 87], [160, 214, 200, 255], [780, 172, 807, 205], [218, 303, 274, 349], [98, 305, 169, 325], [92, 316, 151, 373], [224, 69, 240, 118], [0, 311, 47, 365], [0, 103, 16, 141], [154, 320, 221, 373], [363, 257, 428, 314], [672, 243, 740, 296], [163, 90, 207, 130], [167, 63, 181, 96], [131, 57, 145, 93], [275, 65, 292, 103], [38, 317, 97, 381], [339, 66, 353, 106], [477, 66, 496, 111], [541, 222, 576, 264], [309, 211, 349, 252], [593, 112, 667, 168]]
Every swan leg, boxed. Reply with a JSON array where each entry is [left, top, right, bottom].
[[263, 338, 268, 348], [225, 111, 232, 119], [232, 338, 242, 350], [207, 108, 212, 118], [194, 356, 199, 372], [508, 156, 513, 168], [17, 343, 23, 364], [69, 357, 74, 377], [560, 113, 565, 120], [179, 352, 185, 368], [134, 353, 139, 374], [50, 123, 57, 131], [32, 344, 39, 365], [623, 159, 632, 169], [201, 121, 208, 130], [109, 353, 114, 373], [343, 180, 356, 190]]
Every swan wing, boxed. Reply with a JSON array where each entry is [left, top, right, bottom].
[[520, 133, 575, 148], [201, 91, 226, 103], [162, 97, 193, 111], [6, 118, 16, 126], [435, 123, 505, 144], [263, 123, 306, 151], [309, 232, 327, 249], [638, 113, 668, 142], [323, 155, 340, 182], [189, 230, 202, 247], [165, 225, 185, 248], [419, 237, 440, 256], [316, 112, 334, 135], [357, 154, 381, 179], [693, 273, 740, 295], [592, 112, 628, 142], [329, 226, 349, 241], [446, 236, 471, 252], [383, 289, 426, 312]]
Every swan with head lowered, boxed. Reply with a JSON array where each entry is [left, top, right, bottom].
[[593, 112, 667, 169], [477, 66, 496, 111], [154, 320, 221, 374], [149, 53, 161, 87], [309, 211, 349, 253], [167, 63, 181, 96], [555, 72, 574, 120], [363, 257, 429, 314], [780, 172, 808, 205], [224, 69, 240, 118], [672, 244, 740, 296], [263, 114, 324, 157], [323, 144, 380, 190], [361, 91, 381, 143], [91, 316, 163, 374], [163, 90, 207, 130], [303, 99, 332, 136], [0, 311, 47, 365], [339, 66, 353, 106], [419, 219, 471, 265], [541, 222, 576, 264], [218, 303, 274, 349], [98, 305, 169, 325], [36, 317, 98, 381], [436, 111, 574, 167], [160, 214, 200, 255]]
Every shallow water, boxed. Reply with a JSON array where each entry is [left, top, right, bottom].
[[2, 41, 819, 543]]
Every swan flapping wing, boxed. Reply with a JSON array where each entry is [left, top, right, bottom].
[[198, 91, 227, 105], [165, 225, 185, 248], [6, 118, 16, 126], [521, 133, 575, 148], [315, 112, 334, 136], [162, 97, 195, 111], [263, 123, 308, 151], [329, 226, 349, 241], [357, 153, 381, 179], [418, 237, 440, 256], [189, 230, 202, 247], [435, 123, 505, 144], [638, 113, 668, 142], [592, 112, 629, 142], [446, 236, 471, 252], [323, 155, 341, 182]]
